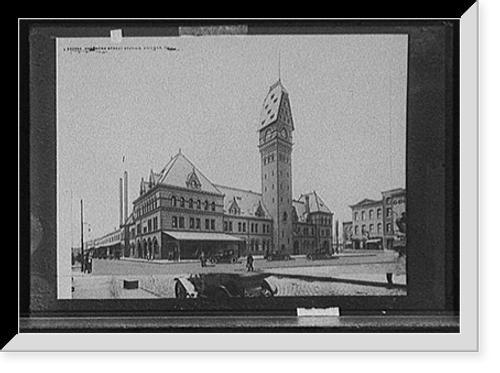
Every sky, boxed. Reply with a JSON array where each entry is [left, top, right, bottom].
[[57, 34, 407, 250]]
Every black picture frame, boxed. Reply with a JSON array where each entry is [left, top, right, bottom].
[[17, 17, 470, 338]]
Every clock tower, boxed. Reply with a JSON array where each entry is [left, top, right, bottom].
[[258, 80, 294, 253]]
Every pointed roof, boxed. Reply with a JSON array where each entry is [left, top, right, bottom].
[[155, 151, 223, 195], [215, 184, 272, 219], [294, 191, 333, 216], [258, 80, 294, 130]]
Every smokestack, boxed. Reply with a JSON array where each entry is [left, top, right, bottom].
[[119, 177, 123, 227], [124, 171, 128, 224], [305, 194, 310, 214]]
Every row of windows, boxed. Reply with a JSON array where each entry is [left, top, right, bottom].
[[354, 208, 386, 221], [135, 217, 159, 237], [171, 196, 216, 212], [248, 239, 271, 252], [223, 221, 271, 234], [312, 216, 332, 226], [263, 153, 276, 165], [354, 223, 392, 235], [96, 232, 123, 246], [386, 197, 405, 205], [136, 195, 159, 217], [172, 216, 216, 231]]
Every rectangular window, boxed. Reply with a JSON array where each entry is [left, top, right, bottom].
[[386, 207, 392, 217], [242, 222, 246, 232], [238, 222, 242, 232], [179, 217, 185, 229], [172, 216, 177, 228], [196, 218, 201, 229], [229, 221, 233, 232], [211, 219, 215, 230], [224, 221, 228, 231], [386, 223, 392, 233], [153, 217, 158, 231], [147, 219, 152, 232], [205, 219, 210, 230], [354, 212, 358, 221], [189, 217, 195, 229]]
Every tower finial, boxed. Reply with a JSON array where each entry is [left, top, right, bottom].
[[278, 48, 281, 82]]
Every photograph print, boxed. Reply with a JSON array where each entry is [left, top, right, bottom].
[[56, 33, 408, 301]]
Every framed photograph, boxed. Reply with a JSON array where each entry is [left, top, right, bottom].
[[13, 13, 477, 351]]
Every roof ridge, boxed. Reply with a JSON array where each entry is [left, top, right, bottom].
[[214, 183, 262, 196]]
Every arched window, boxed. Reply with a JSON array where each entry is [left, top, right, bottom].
[[188, 199, 193, 209], [211, 201, 215, 212], [171, 196, 177, 207], [204, 200, 209, 211], [197, 200, 201, 210], [180, 197, 185, 208], [283, 212, 288, 222]]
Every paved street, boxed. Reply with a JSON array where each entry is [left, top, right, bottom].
[[72, 251, 406, 299]]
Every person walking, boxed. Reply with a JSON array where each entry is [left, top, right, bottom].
[[386, 245, 406, 288], [200, 251, 206, 268], [246, 254, 254, 272]]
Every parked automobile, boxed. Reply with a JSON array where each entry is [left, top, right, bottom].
[[264, 251, 292, 261], [306, 249, 336, 260], [209, 249, 238, 264], [174, 273, 278, 300]]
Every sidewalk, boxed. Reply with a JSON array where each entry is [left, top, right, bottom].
[[116, 251, 379, 265]]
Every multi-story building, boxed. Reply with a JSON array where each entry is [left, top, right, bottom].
[[87, 79, 334, 260], [349, 188, 406, 250], [350, 198, 384, 250]]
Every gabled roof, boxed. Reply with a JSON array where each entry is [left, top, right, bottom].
[[215, 184, 271, 219], [258, 80, 294, 130], [157, 151, 222, 195], [293, 191, 333, 222], [300, 191, 332, 214]]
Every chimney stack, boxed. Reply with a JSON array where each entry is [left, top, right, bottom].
[[119, 177, 123, 227], [305, 194, 310, 214], [124, 171, 128, 223]]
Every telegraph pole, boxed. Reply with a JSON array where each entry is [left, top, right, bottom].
[[80, 199, 84, 273]]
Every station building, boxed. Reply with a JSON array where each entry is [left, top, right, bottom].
[[88, 79, 334, 260]]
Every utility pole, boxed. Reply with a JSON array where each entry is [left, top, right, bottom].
[[80, 199, 84, 273]]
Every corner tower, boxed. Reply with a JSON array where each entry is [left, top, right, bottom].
[[258, 80, 294, 253]]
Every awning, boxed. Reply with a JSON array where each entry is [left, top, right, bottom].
[[366, 238, 382, 243], [162, 231, 243, 242]]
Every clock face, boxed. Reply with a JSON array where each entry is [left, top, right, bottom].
[[265, 129, 273, 141], [280, 128, 288, 139]]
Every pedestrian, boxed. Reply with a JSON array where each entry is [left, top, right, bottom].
[[200, 251, 206, 268], [246, 254, 254, 272], [386, 245, 406, 288]]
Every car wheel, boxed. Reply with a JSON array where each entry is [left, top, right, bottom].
[[174, 281, 187, 299]]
